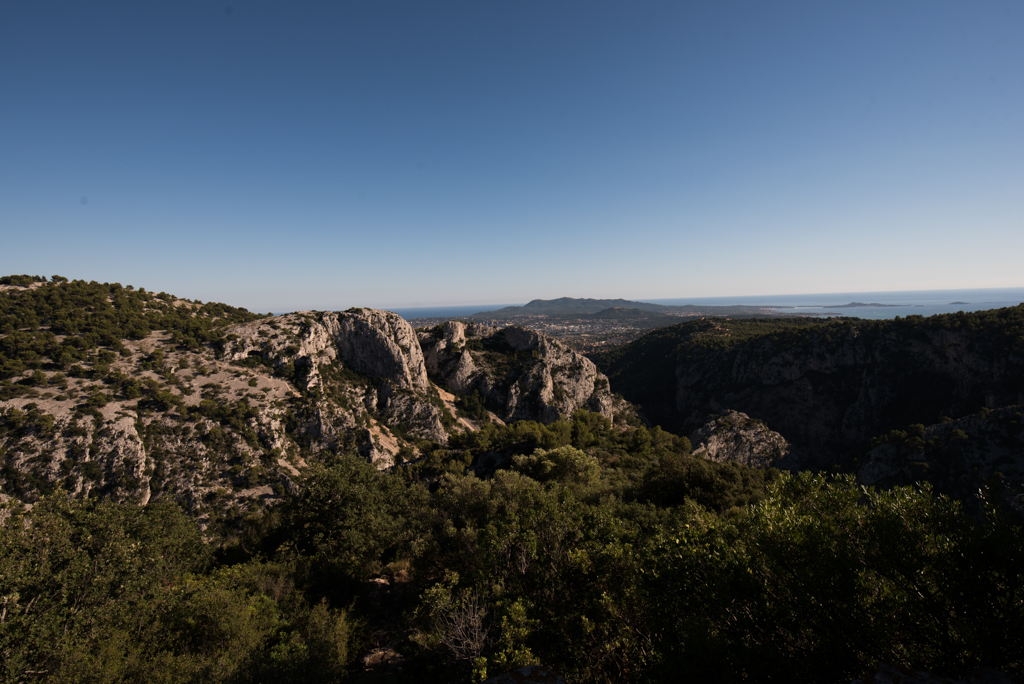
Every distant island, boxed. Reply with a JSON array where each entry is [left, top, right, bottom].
[[786, 301, 910, 309], [826, 302, 906, 308]]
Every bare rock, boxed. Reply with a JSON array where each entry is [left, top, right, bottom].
[[690, 410, 790, 469], [227, 308, 429, 394], [421, 324, 621, 424], [225, 309, 447, 446]]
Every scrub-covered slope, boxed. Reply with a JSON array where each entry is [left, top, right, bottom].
[[0, 278, 634, 527]]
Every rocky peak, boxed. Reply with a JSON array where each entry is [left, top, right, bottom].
[[421, 324, 625, 425], [331, 309, 430, 392], [226, 309, 430, 394]]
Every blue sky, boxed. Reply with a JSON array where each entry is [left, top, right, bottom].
[[2, 1, 1021, 313]]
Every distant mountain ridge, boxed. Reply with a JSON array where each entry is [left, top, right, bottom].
[[475, 298, 669, 317], [470, 297, 784, 319]]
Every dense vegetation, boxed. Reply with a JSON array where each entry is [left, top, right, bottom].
[[3, 423, 1021, 683]]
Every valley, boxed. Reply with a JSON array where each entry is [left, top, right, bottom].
[[1, 275, 1022, 684]]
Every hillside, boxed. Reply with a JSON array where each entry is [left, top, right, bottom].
[[0, 277, 627, 529], [591, 317, 826, 429]]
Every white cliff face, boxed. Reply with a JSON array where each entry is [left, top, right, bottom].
[[420, 324, 622, 425], [225, 309, 448, 447], [226, 309, 430, 394], [329, 310, 431, 392]]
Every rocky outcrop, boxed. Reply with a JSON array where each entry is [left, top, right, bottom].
[[0, 307, 457, 520], [331, 309, 430, 392], [689, 410, 790, 469], [226, 308, 430, 394], [224, 309, 446, 445], [420, 323, 622, 424], [1, 302, 636, 519], [88, 410, 152, 504]]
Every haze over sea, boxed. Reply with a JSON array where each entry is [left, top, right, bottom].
[[391, 288, 1024, 322]]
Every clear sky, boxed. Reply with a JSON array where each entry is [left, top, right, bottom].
[[2, 1, 1021, 313]]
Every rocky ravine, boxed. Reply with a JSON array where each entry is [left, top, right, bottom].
[[673, 316, 1024, 469], [0, 306, 624, 523]]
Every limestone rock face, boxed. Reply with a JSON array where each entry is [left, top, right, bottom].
[[420, 323, 622, 424], [6, 406, 154, 506], [91, 411, 152, 505], [689, 410, 790, 469], [0, 307, 461, 521], [227, 308, 429, 394], [225, 309, 446, 447], [330, 309, 430, 392]]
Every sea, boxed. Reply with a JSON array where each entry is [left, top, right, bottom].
[[390, 288, 1024, 322]]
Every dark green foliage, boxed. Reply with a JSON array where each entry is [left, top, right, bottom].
[[442, 410, 694, 500], [0, 274, 46, 286], [454, 390, 488, 421], [417, 472, 653, 682], [646, 474, 1024, 683], [277, 454, 431, 588], [0, 495, 356, 684], [2, 449, 1021, 683], [641, 452, 781, 513], [0, 495, 206, 681]]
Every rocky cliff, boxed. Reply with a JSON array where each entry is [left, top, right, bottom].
[[674, 313, 1024, 467], [0, 281, 638, 526], [1, 305, 452, 524], [596, 308, 1024, 478], [419, 321, 625, 425]]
